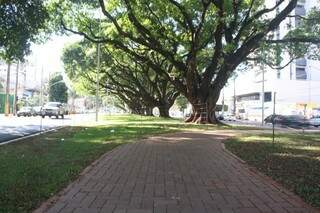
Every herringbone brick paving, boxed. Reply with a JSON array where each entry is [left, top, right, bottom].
[[40, 132, 318, 213]]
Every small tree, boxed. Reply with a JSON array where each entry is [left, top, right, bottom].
[[48, 74, 68, 103], [175, 95, 189, 115]]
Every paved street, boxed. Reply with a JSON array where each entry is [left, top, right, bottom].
[[223, 119, 320, 133], [0, 114, 95, 143], [41, 132, 316, 213]]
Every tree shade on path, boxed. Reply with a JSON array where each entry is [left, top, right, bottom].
[[40, 132, 315, 213]]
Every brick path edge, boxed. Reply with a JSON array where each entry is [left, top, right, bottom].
[[34, 144, 128, 213], [221, 140, 319, 212]]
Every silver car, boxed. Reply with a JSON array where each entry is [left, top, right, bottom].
[[41, 102, 66, 119]]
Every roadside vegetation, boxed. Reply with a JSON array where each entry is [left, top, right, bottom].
[[0, 114, 257, 213], [3, 114, 318, 212], [225, 132, 320, 208]]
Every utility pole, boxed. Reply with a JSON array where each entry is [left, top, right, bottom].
[[96, 43, 101, 122], [233, 77, 236, 115], [221, 89, 225, 116], [261, 65, 265, 126], [13, 61, 19, 115], [272, 92, 276, 145], [40, 66, 44, 106], [40, 66, 44, 133], [308, 64, 311, 112], [5, 62, 11, 116]]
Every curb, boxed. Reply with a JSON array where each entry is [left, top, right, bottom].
[[221, 142, 246, 164], [0, 126, 65, 146], [221, 141, 319, 212]]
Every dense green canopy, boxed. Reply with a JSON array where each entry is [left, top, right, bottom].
[[0, 0, 48, 61], [48, 73, 68, 103], [51, 0, 320, 123], [62, 40, 179, 116]]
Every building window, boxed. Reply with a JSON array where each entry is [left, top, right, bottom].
[[295, 4, 306, 27], [296, 67, 307, 80], [297, 0, 306, 5], [237, 93, 260, 102], [296, 58, 307, 66], [264, 92, 272, 102]]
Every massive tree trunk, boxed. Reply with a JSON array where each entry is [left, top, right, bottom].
[[185, 89, 221, 124], [145, 107, 153, 116], [157, 95, 178, 118], [158, 105, 170, 118]]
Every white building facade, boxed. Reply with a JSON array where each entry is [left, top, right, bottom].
[[223, 0, 320, 121]]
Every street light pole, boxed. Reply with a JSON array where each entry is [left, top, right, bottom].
[[13, 61, 19, 115], [40, 66, 44, 133], [272, 92, 276, 145], [261, 65, 265, 126], [221, 88, 225, 116], [96, 43, 101, 122], [5, 62, 11, 116], [233, 77, 236, 116]]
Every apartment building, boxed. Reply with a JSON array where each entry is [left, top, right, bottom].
[[223, 0, 320, 121]]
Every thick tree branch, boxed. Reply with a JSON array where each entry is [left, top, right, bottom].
[[266, 37, 320, 44], [167, 0, 195, 32], [246, 56, 296, 70]]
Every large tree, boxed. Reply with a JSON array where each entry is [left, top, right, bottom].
[[0, 0, 48, 61], [1, 0, 48, 115], [62, 41, 179, 117], [52, 0, 320, 123]]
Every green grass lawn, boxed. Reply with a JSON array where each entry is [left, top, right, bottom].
[[225, 132, 320, 208], [0, 114, 237, 213], [0, 114, 272, 212], [0, 115, 176, 212]]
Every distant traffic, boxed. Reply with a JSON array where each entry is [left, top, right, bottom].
[[17, 102, 68, 119], [218, 113, 320, 129]]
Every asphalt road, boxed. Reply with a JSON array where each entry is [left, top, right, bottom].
[[0, 114, 95, 143], [223, 119, 320, 132]]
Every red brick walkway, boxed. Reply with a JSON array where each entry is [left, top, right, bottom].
[[39, 132, 317, 213]]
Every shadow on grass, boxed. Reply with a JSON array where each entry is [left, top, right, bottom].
[[0, 115, 268, 212], [225, 135, 320, 207], [0, 123, 177, 213]]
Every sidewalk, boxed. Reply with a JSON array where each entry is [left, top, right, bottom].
[[38, 132, 317, 213]]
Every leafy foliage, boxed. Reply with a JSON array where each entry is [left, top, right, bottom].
[[62, 40, 179, 116], [50, 0, 320, 123], [48, 73, 68, 103], [175, 95, 189, 112], [0, 0, 48, 61]]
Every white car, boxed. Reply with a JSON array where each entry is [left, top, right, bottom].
[[41, 102, 66, 119], [309, 117, 320, 127], [224, 114, 237, 121]]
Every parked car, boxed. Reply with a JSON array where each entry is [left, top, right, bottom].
[[224, 114, 237, 121], [17, 107, 34, 117], [217, 114, 224, 120], [218, 114, 237, 121], [264, 114, 283, 124], [309, 117, 320, 127], [41, 102, 66, 119], [265, 114, 309, 128], [33, 106, 43, 116]]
